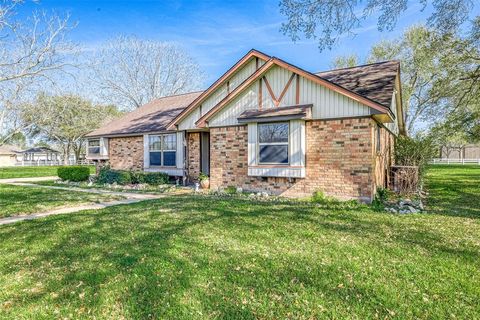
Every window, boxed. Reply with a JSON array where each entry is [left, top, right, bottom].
[[88, 139, 101, 155], [149, 133, 176, 167], [258, 122, 289, 164]]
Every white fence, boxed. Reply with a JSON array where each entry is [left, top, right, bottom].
[[431, 158, 480, 165], [15, 160, 93, 166]]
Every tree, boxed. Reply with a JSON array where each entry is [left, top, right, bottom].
[[279, 0, 476, 50], [0, 0, 77, 145], [330, 54, 359, 69], [367, 25, 450, 134], [90, 36, 204, 111], [22, 94, 121, 163]]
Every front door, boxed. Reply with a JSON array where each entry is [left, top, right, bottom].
[[200, 132, 210, 176]]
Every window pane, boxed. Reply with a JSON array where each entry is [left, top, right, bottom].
[[258, 123, 288, 143], [150, 151, 161, 166], [163, 134, 176, 150], [163, 151, 176, 166], [149, 136, 161, 150], [89, 147, 100, 154], [88, 139, 100, 147], [259, 145, 288, 164]]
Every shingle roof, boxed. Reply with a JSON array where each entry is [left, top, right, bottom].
[[85, 91, 203, 137], [86, 59, 399, 138], [237, 104, 312, 123], [0, 144, 21, 155], [22, 147, 59, 153], [316, 60, 399, 108]]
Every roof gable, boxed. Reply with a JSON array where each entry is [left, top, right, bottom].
[[167, 49, 271, 130], [196, 57, 391, 127], [315, 61, 399, 108]]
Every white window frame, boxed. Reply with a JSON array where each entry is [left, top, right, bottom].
[[257, 122, 290, 165], [88, 139, 101, 156], [149, 133, 177, 167]]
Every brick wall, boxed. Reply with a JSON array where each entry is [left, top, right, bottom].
[[210, 118, 377, 201], [374, 124, 395, 190], [108, 136, 144, 170], [187, 132, 200, 181]]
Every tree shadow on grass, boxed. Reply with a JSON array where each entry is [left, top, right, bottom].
[[0, 195, 478, 318]]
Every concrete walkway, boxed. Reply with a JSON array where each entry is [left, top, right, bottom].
[[0, 177, 190, 226]]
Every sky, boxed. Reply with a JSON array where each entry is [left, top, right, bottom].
[[16, 0, 476, 86]]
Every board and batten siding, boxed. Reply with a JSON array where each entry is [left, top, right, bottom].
[[247, 120, 306, 178], [208, 65, 374, 127], [201, 58, 257, 116]]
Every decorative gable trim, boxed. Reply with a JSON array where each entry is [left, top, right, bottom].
[[196, 58, 393, 128], [166, 49, 271, 130]]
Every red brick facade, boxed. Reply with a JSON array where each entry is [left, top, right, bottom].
[[108, 136, 144, 170], [187, 132, 201, 181], [210, 118, 382, 201]]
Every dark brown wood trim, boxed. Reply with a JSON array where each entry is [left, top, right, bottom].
[[278, 73, 295, 106], [258, 77, 263, 110], [227, 81, 230, 94], [263, 76, 278, 106], [295, 73, 300, 104]]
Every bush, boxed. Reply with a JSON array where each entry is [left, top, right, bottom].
[[395, 135, 437, 180], [96, 167, 168, 186], [57, 166, 90, 182], [130, 171, 146, 184], [97, 166, 131, 185], [143, 172, 169, 185]]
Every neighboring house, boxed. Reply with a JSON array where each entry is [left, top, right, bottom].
[[86, 49, 405, 202], [0, 144, 21, 167], [440, 144, 480, 160], [18, 147, 60, 164]]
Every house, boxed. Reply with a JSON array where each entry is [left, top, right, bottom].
[[86, 49, 405, 202], [18, 147, 60, 164], [0, 144, 21, 167]]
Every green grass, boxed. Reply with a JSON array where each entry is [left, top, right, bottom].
[[426, 164, 480, 218], [0, 166, 95, 179], [0, 166, 479, 319], [32, 180, 175, 194], [0, 184, 123, 218]]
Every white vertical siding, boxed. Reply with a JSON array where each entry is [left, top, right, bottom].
[[176, 131, 184, 169], [209, 83, 258, 127], [177, 58, 259, 130], [143, 134, 150, 169], [178, 108, 200, 131], [247, 122, 257, 166], [299, 76, 371, 118], [201, 59, 257, 116], [289, 120, 305, 166], [100, 137, 109, 156]]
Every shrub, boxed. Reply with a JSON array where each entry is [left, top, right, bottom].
[[57, 166, 90, 182], [130, 171, 146, 184], [143, 172, 169, 185], [97, 166, 131, 185], [395, 135, 437, 179], [96, 167, 168, 186]]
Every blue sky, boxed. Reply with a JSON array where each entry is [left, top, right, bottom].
[[17, 0, 476, 86]]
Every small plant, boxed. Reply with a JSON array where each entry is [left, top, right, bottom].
[[130, 171, 146, 184], [224, 186, 237, 194], [198, 172, 210, 189], [57, 166, 90, 182], [143, 172, 169, 185]]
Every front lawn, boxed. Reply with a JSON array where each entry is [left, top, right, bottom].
[[0, 165, 95, 179], [0, 165, 479, 319], [426, 164, 480, 218], [0, 184, 123, 218]]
